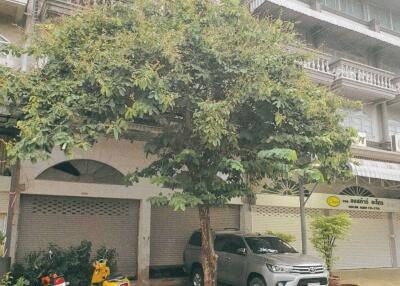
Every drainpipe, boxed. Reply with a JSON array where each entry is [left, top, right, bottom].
[[388, 212, 398, 267]]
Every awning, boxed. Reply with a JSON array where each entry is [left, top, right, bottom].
[[349, 159, 400, 182]]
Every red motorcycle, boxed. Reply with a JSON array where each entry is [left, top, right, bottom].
[[39, 251, 69, 286]]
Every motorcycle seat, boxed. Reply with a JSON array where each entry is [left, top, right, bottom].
[[107, 274, 126, 281]]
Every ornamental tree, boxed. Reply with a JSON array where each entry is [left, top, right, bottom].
[[0, 0, 354, 285], [310, 213, 352, 271]]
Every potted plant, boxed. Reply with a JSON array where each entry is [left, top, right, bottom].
[[310, 213, 352, 286]]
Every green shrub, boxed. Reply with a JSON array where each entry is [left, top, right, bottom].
[[0, 273, 29, 286], [310, 213, 352, 271], [11, 241, 117, 286], [266, 231, 296, 244], [95, 246, 117, 273]]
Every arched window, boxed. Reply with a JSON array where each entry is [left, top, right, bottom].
[[37, 159, 125, 185], [340, 186, 374, 197], [263, 179, 310, 197]]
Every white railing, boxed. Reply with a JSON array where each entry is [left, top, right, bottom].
[[0, 56, 20, 69], [330, 59, 396, 91], [302, 49, 332, 74], [392, 77, 400, 94]]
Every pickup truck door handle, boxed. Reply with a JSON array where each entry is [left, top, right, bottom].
[[225, 257, 232, 263]]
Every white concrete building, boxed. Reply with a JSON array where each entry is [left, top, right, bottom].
[[2, 0, 400, 285]]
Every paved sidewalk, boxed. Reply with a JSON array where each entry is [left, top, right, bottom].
[[335, 268, 400, 286], [147, 269, 400, 286]]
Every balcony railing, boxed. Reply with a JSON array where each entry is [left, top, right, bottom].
[[0, 55, 21, 69], [393, 77, 400, 94], [36, 0, 129, 19], [330, 59, 397, 92], [302, 49, 332, 74]]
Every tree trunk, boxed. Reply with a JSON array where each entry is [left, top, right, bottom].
[[198, 205, 218, 286]]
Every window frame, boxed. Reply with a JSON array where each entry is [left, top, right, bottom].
[[367, 3, 392, 29], [218, 235, 247, 255]]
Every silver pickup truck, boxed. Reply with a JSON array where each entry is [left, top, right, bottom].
[[183, 230, 329, 286]]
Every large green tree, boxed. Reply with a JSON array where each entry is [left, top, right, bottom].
[[0, 0, 354, 285]]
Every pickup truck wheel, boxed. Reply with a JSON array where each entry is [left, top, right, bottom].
[[248, 276, 266, 286], [191, 267, 204, 286]]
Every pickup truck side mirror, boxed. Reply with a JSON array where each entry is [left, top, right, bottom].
[[236, 248, 247, 256]]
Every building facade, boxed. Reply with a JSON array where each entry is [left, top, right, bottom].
[[1, 0, 400, 284]]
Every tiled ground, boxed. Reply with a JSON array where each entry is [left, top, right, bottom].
[[335, 268, 400, 286]]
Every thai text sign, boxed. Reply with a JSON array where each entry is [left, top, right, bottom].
[[256, 193, 400, 212]]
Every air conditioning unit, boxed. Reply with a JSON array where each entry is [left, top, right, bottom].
[[354, 132, 367, 147], [392, 134, 400, 152]]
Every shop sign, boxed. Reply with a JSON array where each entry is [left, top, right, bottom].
[[256, 193, 400, 212], [325, 195, 386, 211]]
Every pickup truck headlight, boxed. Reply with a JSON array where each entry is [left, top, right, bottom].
[[266, 264, 293, 273]]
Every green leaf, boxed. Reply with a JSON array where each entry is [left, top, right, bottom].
[[258, 148, 298, 163]]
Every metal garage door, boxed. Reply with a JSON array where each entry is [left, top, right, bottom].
[[252, 206, 323, 258], [0, 192, 8, 212], [396, 213, 400, 264], [253, 206, 393, 269], [17, 195, 139, 276], [333, 210, 392, 269], [0, 192, 8, 233], [150, 205, 240, 267]]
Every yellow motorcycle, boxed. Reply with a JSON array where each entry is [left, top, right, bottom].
[[91, 259, 131, 286]]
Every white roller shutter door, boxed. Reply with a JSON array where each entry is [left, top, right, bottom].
[[0, 192, 8, 234], [150, 205, 241, 267], [333, 210, 392, 269], [16, 195, 139, 276], [251, 206, 323, 258]]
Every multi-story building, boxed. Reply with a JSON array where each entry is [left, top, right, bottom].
[[0, 0, 25, 249], [1, 0, 400, 283], [250, 0, 400, 269]]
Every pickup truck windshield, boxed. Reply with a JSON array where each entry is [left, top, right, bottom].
[[245, 237, 298, 254]]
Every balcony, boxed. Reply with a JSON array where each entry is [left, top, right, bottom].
[[302, 49, 334, 85], [36, 0, 82, 20], [0, 40, 20, 69], [0, 51, 21, 69], [0, 0, 28, 22], [36, 0, 125, 20], [302, 50, 400, 102], [330, 59, 398, 102]]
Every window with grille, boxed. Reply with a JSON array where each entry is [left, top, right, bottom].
[[369, 5, 391, 29], [393, 13, 400, 32], [340, 0, 363, 19], [30, 196, 131, 216], [389, 120, 400, 136], [341, 110, 374, 140], [340, 186, 375, 197], [319, 0, 363, 19], [37, 159, 125, 185]]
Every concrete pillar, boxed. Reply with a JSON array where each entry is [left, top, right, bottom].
[[5, 161, 21, 263], [7, 192, 21, 264], [137, 199, 151, 286], [388, 212, 398, 267], [380, 102, 390, 145], [240, 203, 253, 233]]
